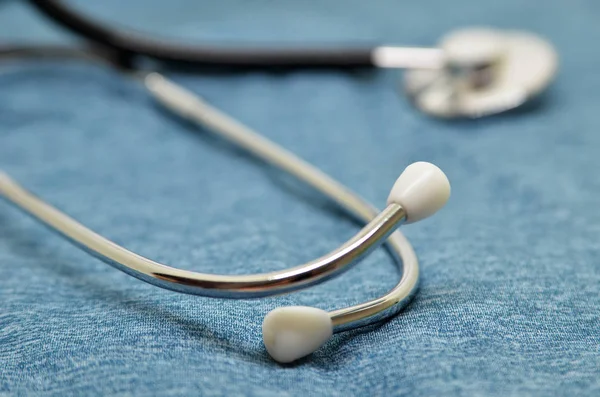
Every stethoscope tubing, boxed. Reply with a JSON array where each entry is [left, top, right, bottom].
[[24, 0, 561, 121], [27, 0, 377, 69]]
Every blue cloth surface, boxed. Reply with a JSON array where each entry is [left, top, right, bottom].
[[1, 0, 599, 395]]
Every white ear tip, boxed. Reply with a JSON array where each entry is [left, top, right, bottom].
[[387, 162, 450, 224], [262, 306, 333, 364]]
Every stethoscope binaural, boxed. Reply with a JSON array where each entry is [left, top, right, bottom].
[[0, 65, 450, 363], [0, 1, 558, 363]]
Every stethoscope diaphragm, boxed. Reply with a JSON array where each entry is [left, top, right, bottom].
[[404, 27, 558, 118]]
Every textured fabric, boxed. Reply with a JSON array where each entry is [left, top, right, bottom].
[[1, 0, 599, 396]]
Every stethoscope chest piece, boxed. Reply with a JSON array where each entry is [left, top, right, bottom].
[[404, 27, 558, 118]]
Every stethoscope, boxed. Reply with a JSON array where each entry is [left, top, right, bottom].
[[0, 0, 558, 363]]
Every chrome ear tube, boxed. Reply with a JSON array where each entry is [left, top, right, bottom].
[[0, 44, 450, 362]]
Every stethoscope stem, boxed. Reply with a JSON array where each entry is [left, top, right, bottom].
[[371, 47, 444, 69]]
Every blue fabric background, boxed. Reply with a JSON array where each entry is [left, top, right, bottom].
[[1, 0, 599, 395]]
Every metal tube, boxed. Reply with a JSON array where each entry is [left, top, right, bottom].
[[0, 174, 406, 298], [0, 50, 421, 332]]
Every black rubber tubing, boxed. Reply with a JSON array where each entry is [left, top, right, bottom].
[[27, 0, 375, 69]]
